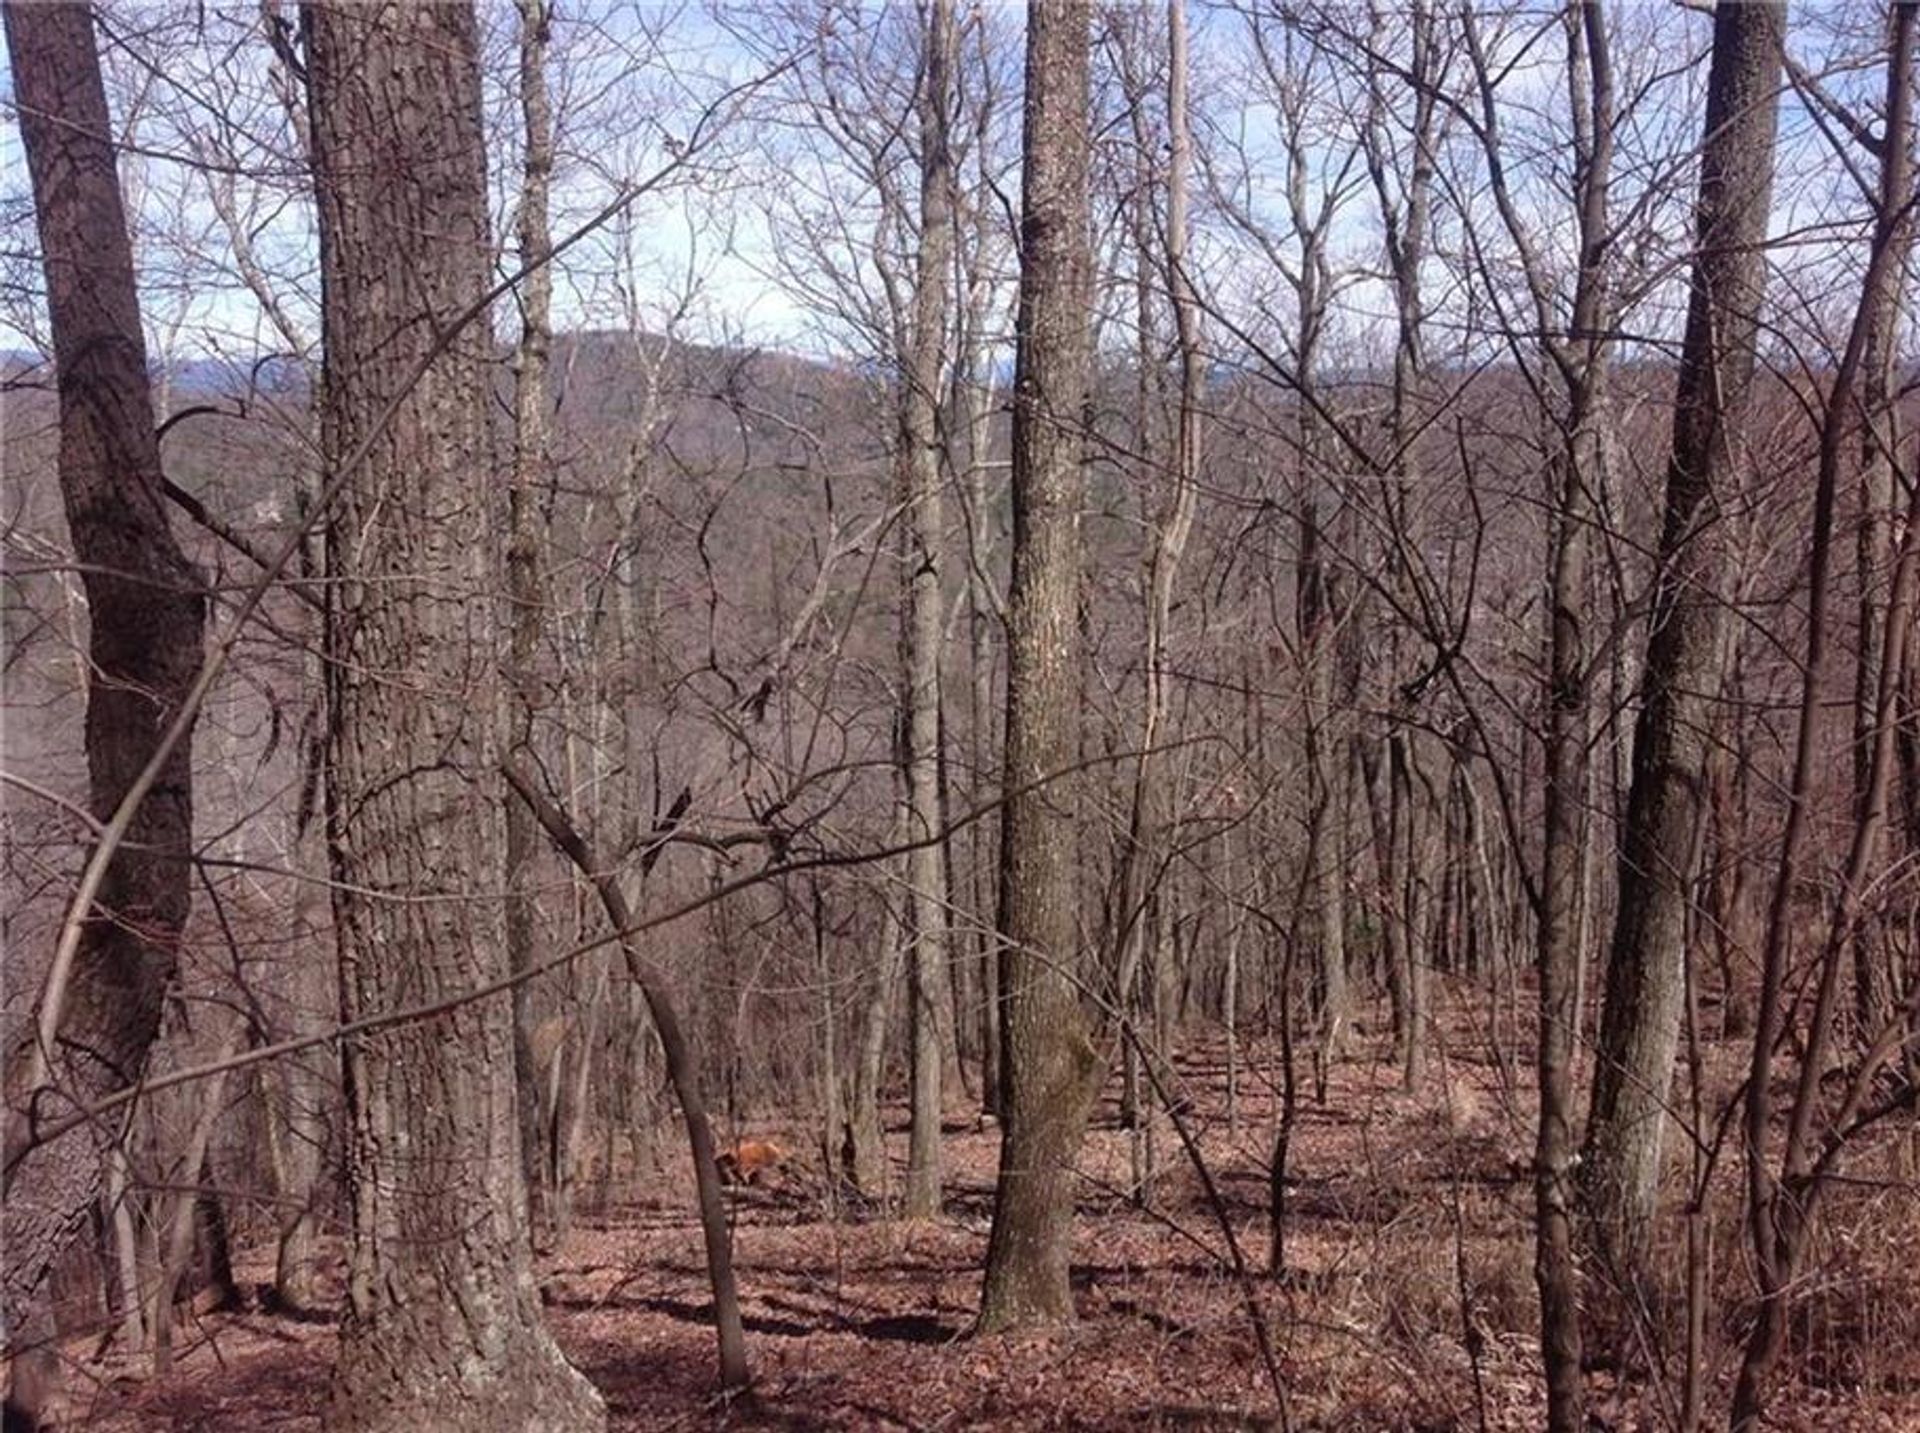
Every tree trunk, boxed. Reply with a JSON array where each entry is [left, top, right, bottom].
[[306, 5, 603, 1427], [978, 0, 1100, 1333], [1733, 9, 1917, 1422], [960, 309, 1004, 1125], [1536, 412, 1592, 1421], [3, 7, 206, 1424], [503, 768, 750, 1390], [1391, 730, 1430, 1089], [105, 1146, 144, 1354], [1582, 0, 1785, 1282], [902, 0, 957, 1221], [506, 0, 558, 1253], [554, 972, 608, 1242], [149, 1024, 240, 1376], [1358, 0, 1437, 1096], [813, 882, 845, 1211], [1532, 8, 1615, 1424], [1290, 235, 1346, 1062], [1302, 608, 1348, 1054], [1851, 23, 1916, 1038], [1110, 0, 1201, 1189], [847, 809, 906, 1199], [269, 859, 331, 1313]]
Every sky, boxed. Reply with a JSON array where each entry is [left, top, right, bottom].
[[0, 1, 1893, 384], [0, 1, 822, 368]]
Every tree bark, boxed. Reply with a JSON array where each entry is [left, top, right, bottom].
[[1357, 0, 1438, 1097], [957, 218, 1005, 1125], [846, 831, 904, 1199], [977, 0, 1100, 1333], [148, 1023, 241, 1376], [3, 7, 206, 1423], [306, 4, 603, 1427], [1533, 7, 1614, 1424], [1582, 0, 1785, 1282], [503, 767, 751, 1390], [1850, 15, 1916, 1038], [902, 0, 957, 1221], [1391, 731, 1431, 1089], [1733, 9, 1916, 1422], [1536, 328, 1601, 1433], [1281, 61, 1348, 1061], [268, 850, 331, 1313], [506, 0, 558, 1252]]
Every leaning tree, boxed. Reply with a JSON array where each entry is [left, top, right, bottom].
[[3, 2, 207, 1422]]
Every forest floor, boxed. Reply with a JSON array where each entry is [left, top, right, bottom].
[[53, 988, 1920, 1430]]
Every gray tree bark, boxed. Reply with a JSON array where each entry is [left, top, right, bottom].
[[3, 5, 206, 1423], [1582, 0, 1786, 1282], [306, 4, 603, 1427], [977, 0, 1100, 1332], [902, 0, 957, 1221], [846, 831, 904, 1199], [1734, 8, 1916, 1422], [1849, 19, 1916, 1037], [506, 0, 558, 1252], [1523, 5, 1615, 1423]]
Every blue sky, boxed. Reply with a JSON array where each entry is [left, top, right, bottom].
[[0, 1, 1895, 382], [0, 1, 820, 366]]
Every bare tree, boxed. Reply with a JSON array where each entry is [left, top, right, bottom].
[[1528, 7, 1614, 1423], [1735, 7, 1918, 1423], [304, 2, 603, 1425], [978, 0, 1100, 1331], [1582, 0, 1787, 1283], [506, 0, 559, 1249], [1450, 0, 1623, 1419], [2, 5, 207, 1424], [501, 767, 751, 1392], [1843, 5, 1920, 1040], [902, 0, 959, 1220]]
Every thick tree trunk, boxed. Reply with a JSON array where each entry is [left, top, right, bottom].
[[978, 0, 1100, 1333], [1582, 0, 1785, 1281], [306, 5, 603, 1428], [3, 7, 206, 1423]]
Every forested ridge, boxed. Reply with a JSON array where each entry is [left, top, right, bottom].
[[4, 2, 1920, 1429]]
